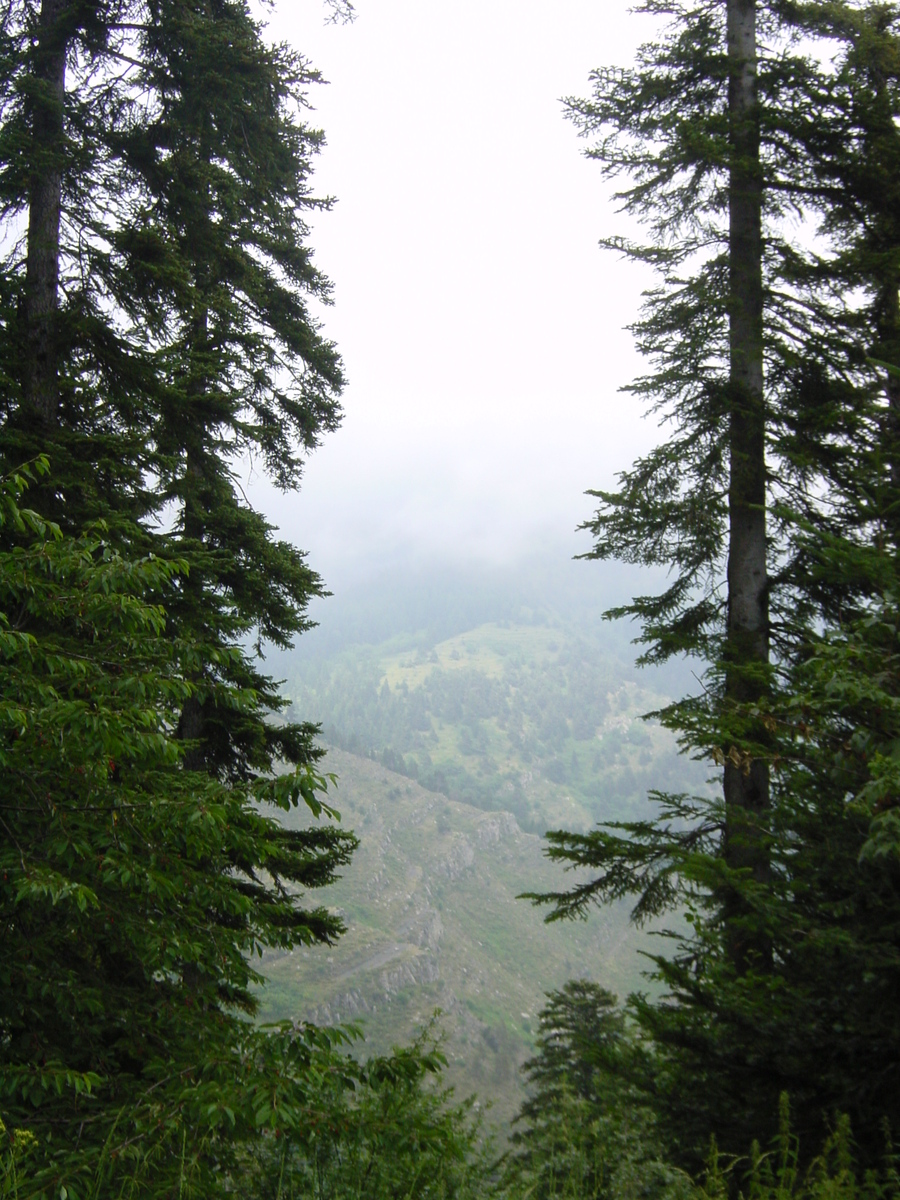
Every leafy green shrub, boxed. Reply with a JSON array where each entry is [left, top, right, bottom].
[[697, 1096, 899, 1200], [244, 1026, 492, 1200], [0, 463, 355, 1197]]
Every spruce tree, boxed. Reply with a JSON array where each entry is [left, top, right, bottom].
[[1, 0, 344, 779], [0, 0, 350, 853], [0, 0, 359, 1188], [529, 0, 900, 1164], [115, 0, 344, 779], [0, 0, 156, 528], [502, 983, 674, 1200]]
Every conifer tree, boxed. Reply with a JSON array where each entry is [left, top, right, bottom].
[[502, 983, 674, 1200], [0, 0, 359, 1188], [0, 0, 156, 526], [530, 0, 900, 1164], [536, 0, 798, 947], [1, 0, 344, 779], [115, 0, 344, 778]]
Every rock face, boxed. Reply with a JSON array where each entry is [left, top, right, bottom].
[[437, 834, 476, 880], [306, 906, 445, 1024], [261, 748, 647, 1134], [475, 812, 519, 847]]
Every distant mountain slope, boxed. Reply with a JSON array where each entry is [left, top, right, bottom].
[[283, 618, 709, 833], [266, 580, 707, 1132], [260, 748, 661, 1134]]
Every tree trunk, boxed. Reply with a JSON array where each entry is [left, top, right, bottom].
[[723, 0, 769, 971], [23, 0, 69, 428], [178, 472, 208, 774], [881, 284, 900, 554], [875, 93, 900, 561], [176, 306, 211, 774]]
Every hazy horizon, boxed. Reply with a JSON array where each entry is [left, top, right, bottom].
[[245, 1, 669, 595]]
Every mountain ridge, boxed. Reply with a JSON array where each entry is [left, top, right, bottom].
[[261, 747, 657, 1132]]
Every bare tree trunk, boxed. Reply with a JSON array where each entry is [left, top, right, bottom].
[[23, 0, 68, 428], [723, 0, 770, 971], [873, 213, 900, 550], [178, 474, 208, 774], [882, 297, 900, 553], [176, 308, 211, 773]]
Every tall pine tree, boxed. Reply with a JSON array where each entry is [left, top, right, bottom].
[[529, 0, 900, 1164], [0, 0, 358, 1189], [116, 0, 344, 779]]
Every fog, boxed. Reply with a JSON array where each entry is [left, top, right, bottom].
[[249, 0, 665, 596]]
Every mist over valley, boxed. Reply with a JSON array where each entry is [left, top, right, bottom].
[[263, 555, 708, 1128]]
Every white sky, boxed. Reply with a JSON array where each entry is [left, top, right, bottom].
[[251, 0, 662, 587]]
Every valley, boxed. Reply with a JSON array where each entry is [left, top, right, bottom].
[[260, 747, 652, 1133], [262, 600, 708, 1133], [282, 614, 710, 834]]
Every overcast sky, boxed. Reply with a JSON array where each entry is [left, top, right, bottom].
[[250, 0, 663, 589]]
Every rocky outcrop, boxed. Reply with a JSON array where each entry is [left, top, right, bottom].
[[306, 905, 444, 1024], [474, 811, 518, 847], [437, 834, 475, 880]]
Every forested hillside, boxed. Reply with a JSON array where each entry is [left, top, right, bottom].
[[283, 611, 710, 832]]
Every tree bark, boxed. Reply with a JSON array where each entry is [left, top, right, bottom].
[[881, 284, 900, 554], [177, 462, 208, 774], [176, 306, 211, 774], [723, 0, 770, 971], [23, 0, 69, 428]]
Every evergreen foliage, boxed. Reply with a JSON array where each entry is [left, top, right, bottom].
[[0, 1, 356, 1190], [504, 991, 900, 1200], [529, 0, 900, 1169], [502, 982, 681, 1200], [4, 0, 900, 1193], [0, 461, 356, 1195], [118, 0, 344, 778], [0, 0, 343, 778]]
